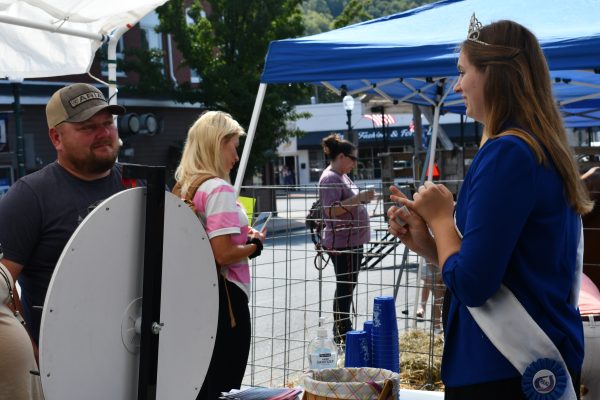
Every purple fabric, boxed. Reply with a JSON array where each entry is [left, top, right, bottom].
[[318, 166, 370, 249]]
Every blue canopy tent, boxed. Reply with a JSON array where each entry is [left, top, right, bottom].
[[234, 0, 600, 191], [563, 107, 600, 128]]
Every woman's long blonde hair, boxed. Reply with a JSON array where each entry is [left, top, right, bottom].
[[463, 20, 593, 214], [175, 110, 245, 196]]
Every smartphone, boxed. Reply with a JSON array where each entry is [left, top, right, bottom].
[[391, 185, 410, 226], [252, 212, 273, 232], [395, 205, 410, 227]]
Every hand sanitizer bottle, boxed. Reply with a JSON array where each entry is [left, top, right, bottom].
[[307, 317, 338, 370]]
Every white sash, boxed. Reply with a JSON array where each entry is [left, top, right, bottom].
[[468, 285, 577, 399], [455, 214, 582, 399]]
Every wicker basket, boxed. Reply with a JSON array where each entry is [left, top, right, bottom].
[[302, 367, 399, 400]]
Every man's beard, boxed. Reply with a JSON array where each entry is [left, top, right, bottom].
[[67, 146, 118, 175]]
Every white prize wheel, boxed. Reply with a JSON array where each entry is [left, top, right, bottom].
[[39, 188, 219, 400]]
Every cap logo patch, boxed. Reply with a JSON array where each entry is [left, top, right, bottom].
[[69, 91, 105, 108]]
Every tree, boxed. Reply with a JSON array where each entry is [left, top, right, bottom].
[[156, 0, 310, 182], [302, 9, 333, 35], [332, 0, 371, 29], [365, 0, 435, 18], [118, 48, 175, 97], [302, 0, 439, 35]]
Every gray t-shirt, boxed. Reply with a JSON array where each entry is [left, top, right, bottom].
[[0, 162, 127, 342]]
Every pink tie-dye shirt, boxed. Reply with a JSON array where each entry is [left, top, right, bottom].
[[192, 177, 250, 298]]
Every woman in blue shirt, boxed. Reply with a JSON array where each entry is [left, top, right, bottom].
[[388, 17, 592, 399]]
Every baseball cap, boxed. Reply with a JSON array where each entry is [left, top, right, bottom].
[[46, 83, 126, 128]]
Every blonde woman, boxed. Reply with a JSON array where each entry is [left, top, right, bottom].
[[174, 111, 265, 400]]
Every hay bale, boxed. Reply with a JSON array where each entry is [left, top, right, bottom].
[[399, 329, 444, 391]]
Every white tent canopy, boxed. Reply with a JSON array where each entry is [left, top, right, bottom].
[[0, 0, 168, 80]]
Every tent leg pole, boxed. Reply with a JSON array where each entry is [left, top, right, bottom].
[[107, 26, 131, 105], [426, 104, 441, 182], [235, 83, 267, 195]]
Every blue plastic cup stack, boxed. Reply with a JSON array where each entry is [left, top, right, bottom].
[[344, 330, 370, 368], [363, 320, 373, 367], [372, 296, 399, 372]]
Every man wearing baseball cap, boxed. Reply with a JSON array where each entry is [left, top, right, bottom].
[[0, 83, 131, 347]]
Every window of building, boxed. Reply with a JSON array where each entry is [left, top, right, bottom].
[[309, 149, 326, 182], [185, 8, 204, 84], [139, 11, 164, 76], [190, 69, 201, 84], [358, 148, 377, 180], [140, 11, 163, 52]]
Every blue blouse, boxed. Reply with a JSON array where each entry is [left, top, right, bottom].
[[441, 135, 584, 387]]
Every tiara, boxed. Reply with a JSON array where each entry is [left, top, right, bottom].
[[468, 13, 489, 46]]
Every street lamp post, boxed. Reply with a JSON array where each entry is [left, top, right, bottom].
[[343, 95, 356, 146]]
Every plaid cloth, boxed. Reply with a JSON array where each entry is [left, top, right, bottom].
[[303, 368, 399, 399]]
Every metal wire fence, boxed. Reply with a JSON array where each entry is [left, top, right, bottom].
[[239, 181, 446, 390]]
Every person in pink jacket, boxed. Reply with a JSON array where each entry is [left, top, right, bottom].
[[579, 273, 600, 399]]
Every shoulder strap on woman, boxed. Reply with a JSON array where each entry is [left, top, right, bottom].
[[172, 174, 216, 211]]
